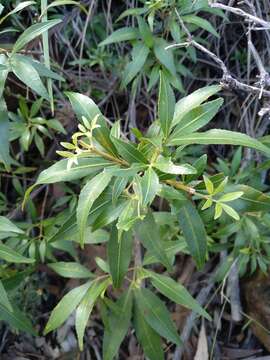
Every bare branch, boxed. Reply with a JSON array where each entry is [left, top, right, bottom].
[[210, 2, 270, 29], [169, 9, 270, 98]]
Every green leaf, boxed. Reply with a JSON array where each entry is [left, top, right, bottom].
[[0, 98, 11, 171], [111, 137, 148, 164], [134, 287, 181, 345], [112, 177, 128, 204], [116, 199, 137, 232], [15, 54, 64, 81], [10, 55, 50, 100], [172, 85, 221, 128], [221, 203, 240, 220], [0, 280, 12, 312], [231, 184, 270, 212], [138, 167, 160, 207], [43, 0, 81, 13], [108, 228, 133, 288], [0, 303, 37, 335], [122, 42, 150, 86], [178, 201, 207, 269], [0, 243, 35, 263], [219, 191, 243, 202], [136, 213, 172, 270], [92, 201, 127, 231], [0, 2, 35, 25], [93, 126, 118, 157], [65, 92, 106, 126], [203, 175, 214, 194], [182, 15, 219, 37], [158, 71, 175, 137], [76, 278, 110, 350], [103, 290, 133, 360], [117, 8, 147, 21], [106, 164, 145, 177], [47, 119, 66, 133], [148, 64, 160, 91], [167, 129, 270, 157], [146, 270, 211, 320], [37, 157, 113, 185], [77, 172, 112, 247], [137, 16, 153, 47], [99, 27, 139, 46], [169, 98, 223, 138], [154, 156, 197, 175], [0, 216, 24, 235], [143, 238, 187, 266], [0, 54, 9, 97], [48, 262, 94, 278], [154, 38, 176, 77], [44, 281, 91, 334], [201, 198, 213, 210], [134, 301, 164, 360], [12, 19, 62, 53]]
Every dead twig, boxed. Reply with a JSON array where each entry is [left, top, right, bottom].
[[210, 2, 270, 29]]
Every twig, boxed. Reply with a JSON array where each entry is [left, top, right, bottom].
[[168, 9, 270, 98], [210, 2, 270, 29], [227, 260, 243, 322]]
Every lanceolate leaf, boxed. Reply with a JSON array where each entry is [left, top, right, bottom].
[[37, 157, 113, 185], [172, 85, 221, 128], [122, 42, 149, 86], [112, 177, 128, 203], [154, 38, 176, 77], [0, 2, 35, 25], [182, 15, 219, 37], [111, 137, 148, 164], [10, 55, 50, 100], [76, 278, 110, 350], [0, 54, 9, 97], [44, 281, 91, 334], [24, 157, 114, 206], [0, 98, 11, 171], [12, 19, 62, 53], [103, 290, 133, 360], [158, 72, 175, 138], [154, 156, 197, 175], [66, 92, 106, 126], [108, 228, 133, 288], [0, 244, 35, 264], [168, 129, 270, 157], [15, 54, 64, 81], [0, 216, 24, 235], [169, 98, 223, 138], [231, 184, 270, 212], [77, 172, 112, 246], [134, 301, 164, 360], [178, 201, 207, 269], [99, 27, 139, 46], [0, 280, 12, 312], [138, 167, 160, 207], [0, 303, 37, 335], [93, 126, 118, 157], [136, 213, 172, 271], [137, 16, 153, 47], [134, 287, 181, 345], [48, 262, 94, 278], [146, 270, 211, 320]]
